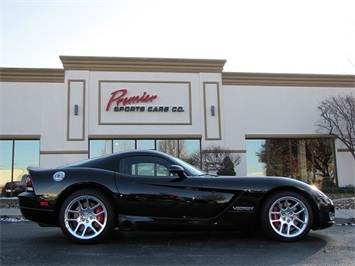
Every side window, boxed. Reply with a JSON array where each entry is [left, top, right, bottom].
[[121, 156, 171, 177]]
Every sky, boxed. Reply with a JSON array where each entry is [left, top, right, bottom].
[[1, 0, 355, 74]]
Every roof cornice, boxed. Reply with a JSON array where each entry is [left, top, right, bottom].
[[222, 72, 355, 87], [60, 56, 226, 73], [0, 68, 65, 83]]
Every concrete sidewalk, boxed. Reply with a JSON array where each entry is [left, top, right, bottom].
[[333, 209, 355, 224], [1, 208, 23, 219], [1, 206, 354, 224]]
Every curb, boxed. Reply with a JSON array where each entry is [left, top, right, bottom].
[[335, 218, 355, 225]]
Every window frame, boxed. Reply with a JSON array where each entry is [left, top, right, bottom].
[[120, 155, 172, 177]]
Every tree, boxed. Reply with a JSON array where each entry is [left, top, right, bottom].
[[317, 93, 355, 159], [217, 156, 236, 176], [256, 139, 334, 182], [304, 139, 334, 178], [198, 145, 241, 175], [257, 139, 295, 177]]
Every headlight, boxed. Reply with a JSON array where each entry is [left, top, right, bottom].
[[311, 186, 333, 205]]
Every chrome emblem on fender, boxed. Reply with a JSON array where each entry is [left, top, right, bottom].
[[232, 206, 254, 212], [53, 171, 65, 182]]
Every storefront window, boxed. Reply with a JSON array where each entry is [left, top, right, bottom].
[[89, 139, 201, 167], [181, 140, 200, 157], [178, 140, 201, 168], [113, 140, 135, 152], [0, 140, 40, 189], [0, 141, 13, 187], [157, 140, 179, 156], [156, 139, 201, 167], [137, 140, 155, 150], [246, 140, 265, 176], [89, 140, 112, 158], [14, 140, 40, 170], [246, 138, 336, 184]]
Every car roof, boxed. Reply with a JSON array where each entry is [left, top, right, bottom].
[[62, 149, 171, 169]]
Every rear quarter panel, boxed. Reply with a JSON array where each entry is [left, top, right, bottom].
[[28, 167, 118, 204]]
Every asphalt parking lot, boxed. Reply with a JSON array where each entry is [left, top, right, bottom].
[[0, 221, 354, 265]]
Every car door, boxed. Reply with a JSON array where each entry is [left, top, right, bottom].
[[115, 155, 216, 219]]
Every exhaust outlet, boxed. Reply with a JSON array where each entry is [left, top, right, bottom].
[[120, 220, 135, 231]]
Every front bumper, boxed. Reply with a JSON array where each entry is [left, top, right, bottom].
[[312, 194, 335, 230], [317, 204, 335, 229]]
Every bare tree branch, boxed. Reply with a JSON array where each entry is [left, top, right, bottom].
[[317, 93, 355, 159]]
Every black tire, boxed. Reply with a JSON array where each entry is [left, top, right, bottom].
[[260, 191, 313, 242], [59, 189, 116, 244]]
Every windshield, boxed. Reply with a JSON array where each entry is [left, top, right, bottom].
[[170, 156, 205, 176]]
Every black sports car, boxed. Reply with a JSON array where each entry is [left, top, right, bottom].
[[19, 150, 335, 244]]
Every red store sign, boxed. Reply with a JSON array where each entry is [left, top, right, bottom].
[[106, 89, 158, 111], [99, 81, 191, 125]]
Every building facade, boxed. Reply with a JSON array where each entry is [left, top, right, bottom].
[[1, 56, 354, 188]]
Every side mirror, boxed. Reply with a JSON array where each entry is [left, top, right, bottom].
[[169, 165, 186, 179]]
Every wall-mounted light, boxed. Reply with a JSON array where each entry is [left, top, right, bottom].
[[211, 105, 215, 116], [74, 104, 79, 116]]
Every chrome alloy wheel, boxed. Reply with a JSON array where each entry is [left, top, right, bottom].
[[64, 195, 108, 240], [268, 196, 309, 238]]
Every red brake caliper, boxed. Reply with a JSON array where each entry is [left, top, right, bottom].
[[94, 207, 104, 228], [272, 207, 280, 228]]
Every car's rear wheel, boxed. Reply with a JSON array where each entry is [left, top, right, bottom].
[[59, 189, 115, 244], [260, 191, 313, 242]]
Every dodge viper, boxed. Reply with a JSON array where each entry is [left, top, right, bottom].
[[18, 150, 335, 244]]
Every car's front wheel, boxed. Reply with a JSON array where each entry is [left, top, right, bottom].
[[59, 189, 116, 244], [260, 191, 313, 242]]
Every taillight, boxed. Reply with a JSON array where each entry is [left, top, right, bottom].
[[25, 176, 34, 192], [25, 176, 32, 186]]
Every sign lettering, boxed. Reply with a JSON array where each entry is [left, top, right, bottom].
[[106, 89, 158, 111], [99, 81, 191, 124]]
